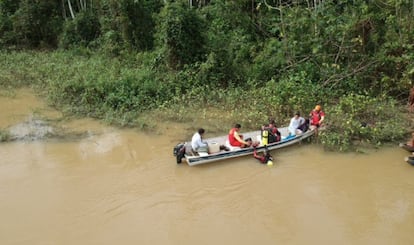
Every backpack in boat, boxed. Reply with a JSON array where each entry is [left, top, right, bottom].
[[173, 143, 186, 164]]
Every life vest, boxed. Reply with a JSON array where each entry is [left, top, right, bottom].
[[310, 110, 322, 125]]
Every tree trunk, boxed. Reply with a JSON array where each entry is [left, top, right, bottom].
[[67, 0, 75, 19], [62, 0, 67, 19]]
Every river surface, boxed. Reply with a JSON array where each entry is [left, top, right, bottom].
[[1, 89, 413, 245]]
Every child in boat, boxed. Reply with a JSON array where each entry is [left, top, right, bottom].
[[253, 145, 273, 164]]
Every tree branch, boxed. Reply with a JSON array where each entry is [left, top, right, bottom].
[[322, 60, 377, 87]]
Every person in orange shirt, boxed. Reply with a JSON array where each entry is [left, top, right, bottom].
[[228, 123, 252, 148]]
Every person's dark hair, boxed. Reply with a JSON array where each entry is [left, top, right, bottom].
[[295, 112, 300, 116], [235, 123, 241, 128], [198, 128, 205, 134], [269, 119, 276, 125]]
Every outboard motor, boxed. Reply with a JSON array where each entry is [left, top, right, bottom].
[[173, 143, 186, 164]]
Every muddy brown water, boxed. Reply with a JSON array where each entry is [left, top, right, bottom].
[[1, 89, 414, 245]]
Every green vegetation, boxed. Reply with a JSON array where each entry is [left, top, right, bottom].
[[320, 94, 407, 152], [1, 0, 413, 151], [0, 129, 10, 142]]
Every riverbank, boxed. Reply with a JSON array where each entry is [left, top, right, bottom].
[[1, 86, 412, 154], [0, 49, 410, 151]]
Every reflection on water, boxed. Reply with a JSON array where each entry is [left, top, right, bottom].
[[1, 89, 414, 245]]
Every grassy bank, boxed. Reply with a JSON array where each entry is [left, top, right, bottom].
[[0, 50, 410, 151]]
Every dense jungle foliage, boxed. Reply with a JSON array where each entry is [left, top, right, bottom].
[[1, 0, 414, 151]]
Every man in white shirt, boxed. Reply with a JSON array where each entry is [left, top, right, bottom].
[[191, 128, 208, 153], [288, 112, 305, 136]]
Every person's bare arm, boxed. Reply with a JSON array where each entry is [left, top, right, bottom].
[[319, 115, 325, 124], [234, 131, 248, 145]]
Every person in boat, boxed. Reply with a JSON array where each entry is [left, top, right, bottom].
[[228, 123, 252, 148], [288, 112, 305, 136], [309, 105, 325, 135], [191, 128, 209, 154], [253, 145, 273, 164], [261, 119, 281, 143]]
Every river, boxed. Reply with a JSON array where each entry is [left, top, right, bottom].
[[1, 89, 413, 245]]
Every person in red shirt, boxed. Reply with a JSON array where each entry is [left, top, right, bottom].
[[309, 105, 325, 135], [228, 123, 252, 148], [261, 119, 281, 143], [309, 105, 325, 127]]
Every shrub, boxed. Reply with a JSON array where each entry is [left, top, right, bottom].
[[320, 93, 407, 151]]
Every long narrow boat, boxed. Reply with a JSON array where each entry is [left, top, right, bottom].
[[173, 127, 315, 166]]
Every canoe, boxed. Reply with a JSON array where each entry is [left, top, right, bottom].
[[173, 127, 315, 166], [404, 156, 414, 166], [399, 143, 414, 152]]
